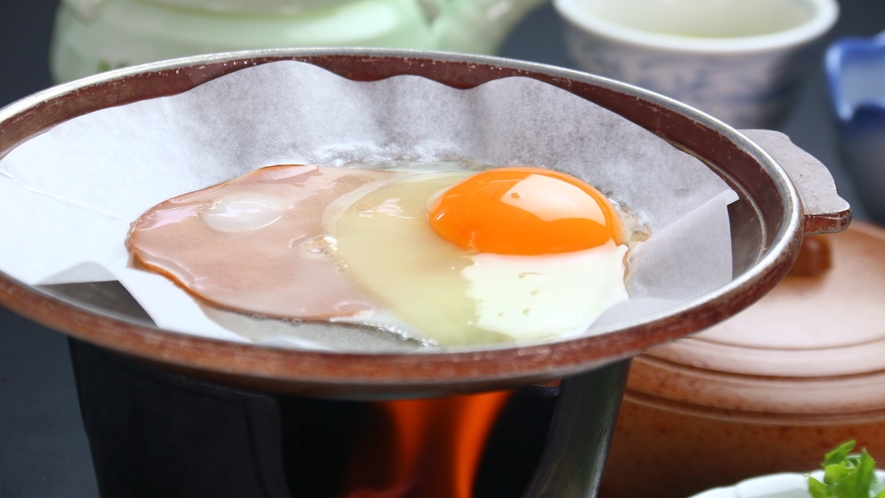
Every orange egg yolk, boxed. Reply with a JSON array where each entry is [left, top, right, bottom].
[[427, 167, 623, 255]]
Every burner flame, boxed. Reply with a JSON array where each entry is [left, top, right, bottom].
[[341, 391, 512, 498]]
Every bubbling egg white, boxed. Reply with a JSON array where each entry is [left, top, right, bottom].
[[127, 164, 637, 348]]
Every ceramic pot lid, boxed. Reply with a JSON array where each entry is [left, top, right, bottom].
[[647, 221, 885, 378], [629, 221, 885, 415]]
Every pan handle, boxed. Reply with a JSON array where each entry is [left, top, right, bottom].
[[740, 129, 851, 235]]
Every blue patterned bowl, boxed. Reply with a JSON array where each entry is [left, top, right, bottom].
[[827, 31, 885, 222], [555, 0, 839, 129]]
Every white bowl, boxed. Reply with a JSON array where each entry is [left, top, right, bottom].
[[690, 470, 885, 498]]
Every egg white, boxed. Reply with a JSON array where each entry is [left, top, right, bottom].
[[463, 242, 628, 342]]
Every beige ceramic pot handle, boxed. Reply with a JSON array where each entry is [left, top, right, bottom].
[[741, 129, 851, 235]]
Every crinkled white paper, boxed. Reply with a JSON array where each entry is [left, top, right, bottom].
[[0, 61, 737, 351]]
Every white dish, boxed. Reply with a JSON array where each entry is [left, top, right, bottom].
[[690, 470, 885, 498]]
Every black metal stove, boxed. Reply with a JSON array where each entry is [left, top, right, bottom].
[[70, 339, 627, 498]]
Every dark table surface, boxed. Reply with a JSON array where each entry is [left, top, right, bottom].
[[1, 1, 883, 496]]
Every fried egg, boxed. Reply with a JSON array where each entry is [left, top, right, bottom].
[[127, 164, 633, 347]]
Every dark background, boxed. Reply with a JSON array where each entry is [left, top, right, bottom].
[[1, 1, 883, 496]]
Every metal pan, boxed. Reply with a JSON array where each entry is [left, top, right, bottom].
[[0, 48, 850, 398]]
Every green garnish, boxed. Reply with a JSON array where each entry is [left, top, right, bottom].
[[808, 441, 885, 498]]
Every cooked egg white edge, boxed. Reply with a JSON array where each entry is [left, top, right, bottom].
[[329, 309, 437, 347]]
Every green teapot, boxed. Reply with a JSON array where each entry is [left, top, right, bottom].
[[50, 0, 546, 82]]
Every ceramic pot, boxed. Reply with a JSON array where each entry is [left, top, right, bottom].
[[600, 222, 885, 498], [0, 49, 849, 397]]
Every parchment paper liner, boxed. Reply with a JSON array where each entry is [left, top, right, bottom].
[[0, 61, 737, 352]]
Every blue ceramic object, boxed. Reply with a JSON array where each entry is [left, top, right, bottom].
[[827, 31, 885, 221]]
